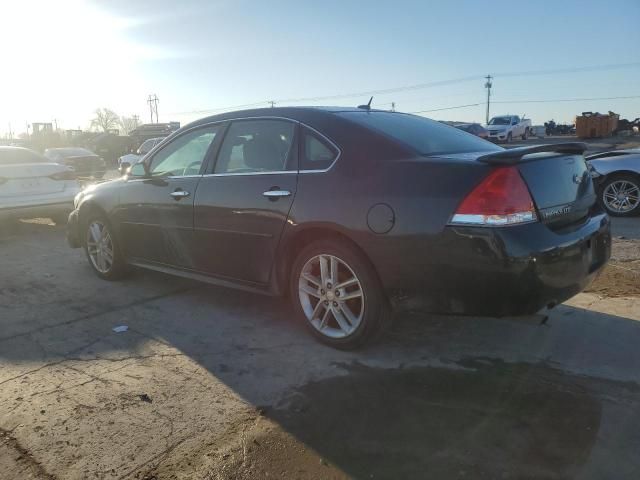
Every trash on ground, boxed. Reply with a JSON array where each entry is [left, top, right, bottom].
[[112, 325, 129, 333]]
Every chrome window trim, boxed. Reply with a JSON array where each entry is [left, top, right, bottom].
[[179, 116, 342, 175], [139, 115, 342, 179]]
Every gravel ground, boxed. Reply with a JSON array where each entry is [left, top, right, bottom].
[[0, 214, 639, 479]]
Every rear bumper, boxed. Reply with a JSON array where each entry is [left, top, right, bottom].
[[386, 212, 611, 316]]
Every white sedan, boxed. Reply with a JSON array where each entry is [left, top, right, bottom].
[[0, 146, 80, 225]]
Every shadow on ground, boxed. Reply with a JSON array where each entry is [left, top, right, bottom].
[[2, 220, 640, 478]]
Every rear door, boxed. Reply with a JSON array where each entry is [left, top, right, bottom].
[[118, 125, 222, 267], [192, 118, 298, 284]]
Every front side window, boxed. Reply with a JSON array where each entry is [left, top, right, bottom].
[[301, 129, 338, 170], [0, 149, 45, 165], [149, 127, 218, 177], [214, 120, 295, 174]]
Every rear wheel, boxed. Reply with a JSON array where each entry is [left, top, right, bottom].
[[600, 174, 640, 217], [84, 214, 127, 280], [521, 128, 528, 140], [290, 239, 389, 349]]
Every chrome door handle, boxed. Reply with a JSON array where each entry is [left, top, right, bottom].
[[170, 190, 190, 199], [263, 190, 291, 198]]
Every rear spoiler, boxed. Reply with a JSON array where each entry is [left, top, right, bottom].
[[477, 143, 588, 165]]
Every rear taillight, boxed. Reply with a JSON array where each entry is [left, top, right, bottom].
[[49, 169, 77, 181], [450, 166, 537, 226]]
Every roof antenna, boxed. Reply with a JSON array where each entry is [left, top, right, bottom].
[[358, 96, 373, 111]]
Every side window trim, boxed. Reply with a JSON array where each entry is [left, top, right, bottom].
[[298, 125, 341, 173], [147, 125, 222, 178], [208, 118, 299, 176]]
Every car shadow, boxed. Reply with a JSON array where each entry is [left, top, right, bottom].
[[2, 249, 640, 477]]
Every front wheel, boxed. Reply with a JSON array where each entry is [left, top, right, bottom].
[[506, 132, 512, 143], [600, 174, 640, 217], [84, 214, 128, 280], [290, 240, 390, 349]]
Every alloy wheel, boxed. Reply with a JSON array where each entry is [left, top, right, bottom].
[[298, 254, 364, 339], [603, 180, 640, 214], [86, 221, 114, 274]]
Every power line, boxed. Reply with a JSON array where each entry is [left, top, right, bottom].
[[147, 94, 159, 123], [410, 103, 483, 114], [492, 94, 640, 104], [168, 61, 640, 117]]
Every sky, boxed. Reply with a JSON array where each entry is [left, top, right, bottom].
[[1, 0, 639, 136]]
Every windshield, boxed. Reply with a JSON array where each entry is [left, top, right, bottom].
[[338, 111, 501, 156], [138, 139, 158, 154], [488, 117, 511, 125]]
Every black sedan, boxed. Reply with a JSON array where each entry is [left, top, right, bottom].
[[67, 107, 611, 348], [44, 147, 106, 178]]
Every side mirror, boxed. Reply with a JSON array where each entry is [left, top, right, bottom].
[[129, 162, 148, 177]]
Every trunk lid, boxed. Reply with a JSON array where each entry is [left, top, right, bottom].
[[476, 144, 596, 229]]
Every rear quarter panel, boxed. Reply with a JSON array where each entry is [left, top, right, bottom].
[[282, 142, 491, 290]]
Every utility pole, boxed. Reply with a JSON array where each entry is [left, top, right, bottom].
[[147, 94, 159, 123], [484, 75, 493, 125], [268, 101, 276, 108], [391, 102, 396, 112], [53, 119, 58, 131]]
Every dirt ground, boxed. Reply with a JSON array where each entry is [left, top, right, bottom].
[[586, 239, 640, 297], [1, 214, 639, 479]]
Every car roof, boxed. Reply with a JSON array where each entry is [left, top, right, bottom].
[[188, 106, 383, 128]]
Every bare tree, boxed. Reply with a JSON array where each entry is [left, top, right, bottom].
[[91, 108, 120, 132], [119, 115, 141, 135]]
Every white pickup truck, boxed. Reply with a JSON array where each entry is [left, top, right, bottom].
[[486, 115, 532, 143]]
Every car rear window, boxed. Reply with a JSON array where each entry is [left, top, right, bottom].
[[0, 149, 45, 165], [338, 111, 501, 156]]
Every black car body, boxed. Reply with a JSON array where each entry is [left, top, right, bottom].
[[44, 147, 106, 178], [67, 107, 611, 348]]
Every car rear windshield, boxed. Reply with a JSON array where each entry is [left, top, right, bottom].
[[337, 111, 501, 156]]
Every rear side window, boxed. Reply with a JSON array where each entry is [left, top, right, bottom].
[[338, 112, 501, 156], [215, 120, 295, 174], [301, 129, 338, 170], [0, 149, 45, 165]]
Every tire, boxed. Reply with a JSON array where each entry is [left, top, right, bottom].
[[289, 239, 390, 349], [521, 128, 528, 140], [506, 132, 512, 143], [599, 174, 640, 217], [83, 213, 128, 280]]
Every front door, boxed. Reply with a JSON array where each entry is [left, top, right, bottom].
[[192, 119, 298, 284], [118, 125, 222, 268]]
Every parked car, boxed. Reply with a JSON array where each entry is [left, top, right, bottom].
[[44, 147, 106, 178], [586, 149, 640, 217], [117, 137, 165, 174], [67, 107, 610, 348], [0, 146, 80, 224], [455, 123, 489, 139], [486, 115, 532, 142]]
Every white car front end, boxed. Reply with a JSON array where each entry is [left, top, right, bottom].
[[487, 126, 509, 141]]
